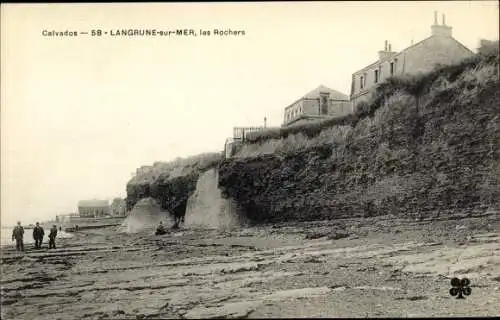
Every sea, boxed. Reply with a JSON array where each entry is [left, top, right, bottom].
[[1, 226, 73, 247]]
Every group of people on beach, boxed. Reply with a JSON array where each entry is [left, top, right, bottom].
[[11, 221, 61, 252]]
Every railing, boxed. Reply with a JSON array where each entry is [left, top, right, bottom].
[[233, 126, 267, 141], [224, 126, 273, 158]]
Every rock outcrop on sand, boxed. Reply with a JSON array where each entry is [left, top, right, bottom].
[[218, 51, 500, 224], [118, 197, 170, 233], [184, 168, 245, 229]]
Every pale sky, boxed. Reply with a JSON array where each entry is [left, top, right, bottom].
[[1, 1, 498, 226]]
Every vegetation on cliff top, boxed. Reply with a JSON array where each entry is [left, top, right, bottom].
[[129, 152, 222, 185], [219, 43, 499, 224], [126, 40, 499, 223]]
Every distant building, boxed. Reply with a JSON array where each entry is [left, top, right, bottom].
[[283, 85, 352, 127], [78, 199, 110, 218], [350, 12, 474, 109]]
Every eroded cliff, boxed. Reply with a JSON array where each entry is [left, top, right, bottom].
[[126, 153, 222, 217], [218, 51, 500, 224]]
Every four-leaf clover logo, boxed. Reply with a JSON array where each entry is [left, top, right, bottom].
[[449, 277, 471, 299]]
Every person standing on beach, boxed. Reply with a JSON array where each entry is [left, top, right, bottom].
[[11, 221, 25, 252], [33, 222, 45, 249], [48, 225, 58, 249]]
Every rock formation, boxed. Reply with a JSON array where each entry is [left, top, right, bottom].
[[125, 153, 222, 222], [118, 197, 170, 233]]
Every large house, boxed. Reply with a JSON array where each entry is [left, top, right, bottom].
[[78, 199, 110, 218], [350, 12, 474, 109], [283, 85, 352, 127]]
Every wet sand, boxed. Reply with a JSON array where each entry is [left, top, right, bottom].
[[1, 215, 500, 319]]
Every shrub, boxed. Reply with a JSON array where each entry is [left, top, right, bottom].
[[245, 113, 358, 145], [478, 39, 499, 57]]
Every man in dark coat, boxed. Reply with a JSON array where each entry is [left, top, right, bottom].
[[33, 222, 45, 249], [171, 198, 187, 230], [48, 225, 58, 249], [12, 221, 25, 252]]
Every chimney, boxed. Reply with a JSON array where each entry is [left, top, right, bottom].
[[379, 41, 394, 60], [264, 117, 267, 128], [431, 12, 452, 37], [434, 11, 438, 25], [388, 43, 392, 52], [442, 13, 446, 25]]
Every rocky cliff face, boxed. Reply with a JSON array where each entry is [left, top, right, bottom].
[[126, 153, 222, 217], [219, 52, 500, 224]]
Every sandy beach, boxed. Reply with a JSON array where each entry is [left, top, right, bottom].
[[1, 214, 500, 319]]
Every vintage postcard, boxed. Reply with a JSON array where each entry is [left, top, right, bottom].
[[1, 1, 499, 319]]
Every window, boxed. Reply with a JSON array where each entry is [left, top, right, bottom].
[[360, 76, 364, 89], [374, 69, 379, 83], [390, 59, 397, 76]]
